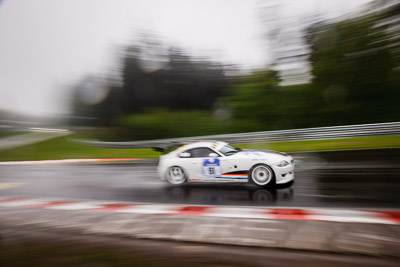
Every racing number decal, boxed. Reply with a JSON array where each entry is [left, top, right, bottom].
[[202, 158, 221, 177]]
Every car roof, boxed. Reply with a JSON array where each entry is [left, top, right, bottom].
[[180, 141, 227, 151]]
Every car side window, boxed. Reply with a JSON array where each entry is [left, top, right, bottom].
[[186, 147, 216, 158]]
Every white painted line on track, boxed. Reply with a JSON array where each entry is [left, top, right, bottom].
[[115, 205, 177, 214], [0, 199, 48, 207]]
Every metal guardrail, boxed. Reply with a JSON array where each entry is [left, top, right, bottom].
[[71, 121, 400, 149]]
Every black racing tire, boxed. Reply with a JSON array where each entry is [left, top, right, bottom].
[[248, 164, 275, 188], [165, 166, 188, 185]]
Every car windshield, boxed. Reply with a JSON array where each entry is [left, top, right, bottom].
[[218, 144, 240, 156]]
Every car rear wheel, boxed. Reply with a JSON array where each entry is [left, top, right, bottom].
[[165, 166, 187, 185], [249, 164, 275, 187]]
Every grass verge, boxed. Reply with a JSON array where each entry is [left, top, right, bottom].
[[0, 136, 158, 161], [0, 135, 399, 161], [237, 135, 400, 152]]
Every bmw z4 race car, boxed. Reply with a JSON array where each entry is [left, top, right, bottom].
[[157, 141, 294, 187]]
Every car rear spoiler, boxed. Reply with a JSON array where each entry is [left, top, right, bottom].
[[152, 142, 184, 153]]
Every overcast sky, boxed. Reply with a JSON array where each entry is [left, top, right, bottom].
[[0, 0, 371, 117]]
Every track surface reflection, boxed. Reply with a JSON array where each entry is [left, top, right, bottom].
[[0, 149, 399, 208]]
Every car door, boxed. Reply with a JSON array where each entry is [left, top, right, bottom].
[[174, 150, 197, 179], [187, 147, 232, 181]]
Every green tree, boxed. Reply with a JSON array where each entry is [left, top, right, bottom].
[[227, 70, 317, 131], [227, 70, 284, 131], [306, 5, 399, 125]]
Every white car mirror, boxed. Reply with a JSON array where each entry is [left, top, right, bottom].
[[179, 152, 191, 158], [208, 152, 219, 158]]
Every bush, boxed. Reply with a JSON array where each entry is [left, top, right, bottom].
[[116, 109, 235, 140]]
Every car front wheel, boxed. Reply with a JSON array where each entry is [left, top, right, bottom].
[[165, 166, 187, 185], [249, 164, 275, 187]]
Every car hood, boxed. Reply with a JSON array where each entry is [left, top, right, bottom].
[[250, 149, 287, 156], [238, 149, 288, 157], [230, 150, 292, 164], [233, 149, 288, 158]]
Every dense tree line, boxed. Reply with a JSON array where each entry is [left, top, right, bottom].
[[71, 40, 228, 128], [227, 0, 400, 131], [305, 2, 400, 126], [72, 1, 399, 139]]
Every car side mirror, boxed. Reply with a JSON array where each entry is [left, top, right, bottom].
[[179, 152, 191, 158], [208, 152, 219, 158]]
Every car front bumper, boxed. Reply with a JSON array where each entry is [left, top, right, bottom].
[[273, 164, 294, 184]]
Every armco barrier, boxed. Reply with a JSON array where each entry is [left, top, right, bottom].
[[71, 121, 400, 148]]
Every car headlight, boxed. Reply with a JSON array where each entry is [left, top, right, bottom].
[[276, 160, 289, 167]]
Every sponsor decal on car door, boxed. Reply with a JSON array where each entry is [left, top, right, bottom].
[[202, 158, 221, 177]]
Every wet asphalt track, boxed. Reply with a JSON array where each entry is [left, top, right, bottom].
[[0, 149, 399, 208]]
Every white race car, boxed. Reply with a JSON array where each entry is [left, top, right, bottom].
[[158, 141, 294, 187]]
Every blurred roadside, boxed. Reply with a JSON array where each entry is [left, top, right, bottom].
[[0, 131, 69, 152], [1, 204, 399, 259], [2, 225, 398, 267], [0, 131, 399, 162], [2, 1, 399, 145], [0, 131, 398, 162], [64, 0, 400, 143]]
